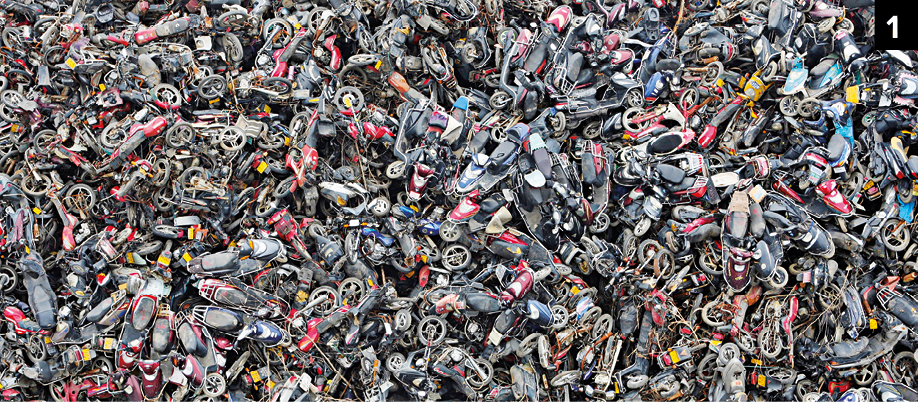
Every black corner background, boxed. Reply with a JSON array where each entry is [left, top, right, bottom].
[[875, 1, 918, 50]]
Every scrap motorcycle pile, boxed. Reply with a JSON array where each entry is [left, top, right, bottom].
[[0, 0, 914, 401]]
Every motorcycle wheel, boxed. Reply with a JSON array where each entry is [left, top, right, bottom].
[[197, 75, 227, 101], [852, 362, 877, 386], [20, 173, 50, 197], [467, 358, 493, 390], [796, 380, 817, 401], [151, 83, 182, 109], [817, 283, 843, 310], [262, 18, 293, 44], [221, 33, 244, 63], [637, 239, 662, 264], [334, 86, 365, 112], [337, 278, 365, 305], [308, 286, 341, 316], [64, 183, 97, 215], [882, 218, 910, 252], [216, 10, 247, 28], [516, 333, 541, 357], [442, 244, 472, 270], [696, 354, 718, 380], [758, 327, 784, 359], [489, 91, 512, 110], [165, 122, 195, 147], [220, 126, 246, 152], [151, 159, 172, 187], [750, 0, 769, 15], [203, 373, 227, 397], [589, 213, 610, 233], [622, 107, 647, 133], [549, 112, 566, 132], [386, 353, 406, 372], [305, 8, 329, 35], [25, 334, 47, 363], [592, 314, 614, 339], [394, 309, 412, 332], [550, 370, 581, 387], [686, 0, 710, 11], [717, 343, 741, 365], [264, 77, 293, 96], [0, 265, 17, 293], [735, 331, 756, 353], [765, 266, 789, 289], [701, 301, 731, 327], [417, 315, 447, 346]]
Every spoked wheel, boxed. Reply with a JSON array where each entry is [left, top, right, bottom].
[[626, 88, 645, 108], [386, 161, 406, 179], [263, 77, 293, 95], [489, 91, 512, 109], [20, 173, 50, 197], [589, 213, 610, 233], [417, 315, 447, 346], [779, 96, 799, 116], [550, 305, 569, 329], [582, 121, 601, 139], [622, 107, 649, 133], [852, 362, 877, 386], [197, 75, 227, 101], [307, 286, 341, 316], [202, 373, 226, 397], [797, 98, 821, 119], [386, 353, 406, 372], [698, 242, 723, 276], [334, 86, 365, 112]]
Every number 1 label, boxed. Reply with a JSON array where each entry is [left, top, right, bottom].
[[888, 15, 898, 39]]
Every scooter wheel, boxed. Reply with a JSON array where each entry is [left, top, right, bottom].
[[882, 218, 910, 252], [589, 213, 610, 233], [592, 314, 614, 339], [779, 96, 799, 117], [582, 121, 601, 139], [439, 220, 463, 242], [308, 286, 341, 316], [625, 88, 644, 108], [516, 333, 541, 357], [386, 161, 406, 179], [758, 326, 784, 360], [489, 91, 512, 110], [765, 266, 789, 290], [550, 305, 569, 330], [0, 265, 17, 293], [220, 33, 244, 63], [798, 98, 821, 118], [686, 0, 710, 11], [202, 373, 226, 397], [386, 353, 406, 372], [892, 352, 918, 386]]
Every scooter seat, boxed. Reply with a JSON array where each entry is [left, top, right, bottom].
[[655, 164, 687, 184], [827, 337, 869, 359], [487, 142, 519, 174], [655, 58, 681, 72], [827, 133, 848, 162], [565, 52, 584, 82], [479, 195, 507, 214], [808, 59, 837, 88], [647, 133, 684, 155]]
